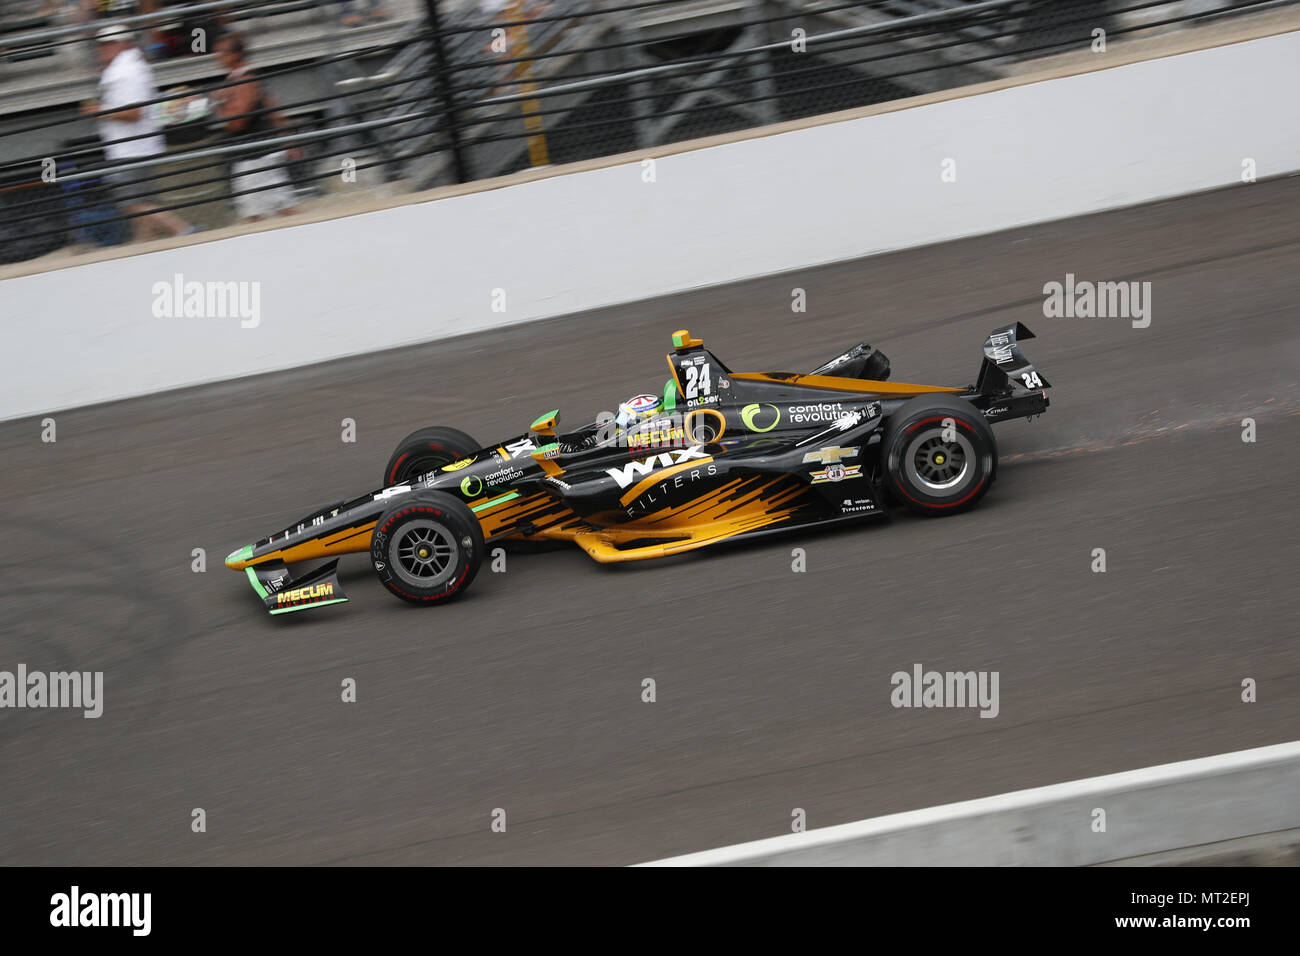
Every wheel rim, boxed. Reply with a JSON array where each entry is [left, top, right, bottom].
[[389, 519, 458, 587], [903, 427, 974, 493]]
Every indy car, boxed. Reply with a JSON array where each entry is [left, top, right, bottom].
[[226, 324, 1050, 614]]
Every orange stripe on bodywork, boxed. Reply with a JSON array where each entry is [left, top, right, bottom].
[[643, 477, 767, 526], [247, 520, 379, 566], [476, 492, 583, 539], [619, 456, 715, 506], [729, 372, 964, 395], [617, 473, 808, 533], [648, 477, 747, 523]]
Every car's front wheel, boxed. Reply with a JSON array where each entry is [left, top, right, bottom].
[[882, 394, 997, 515], [370, 492, 484, 604]]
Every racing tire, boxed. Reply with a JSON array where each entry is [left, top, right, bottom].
[[882, 394, 997, 516], [383, 426, 480, 487], [371, 492, 484, 604]]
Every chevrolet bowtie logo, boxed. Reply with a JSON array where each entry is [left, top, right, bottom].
[[802, 446, 859, 464]]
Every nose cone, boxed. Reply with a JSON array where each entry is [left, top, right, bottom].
[[226, 544, 254, 569]]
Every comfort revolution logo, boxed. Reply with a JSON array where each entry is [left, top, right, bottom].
[[741, 403, 780, 432]]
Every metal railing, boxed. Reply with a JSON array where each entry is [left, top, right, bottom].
[[0, 0, 1290, 262]]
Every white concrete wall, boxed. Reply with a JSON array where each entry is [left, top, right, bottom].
[[3, 30, 1298, 420], [641, 741, 1300, 866]]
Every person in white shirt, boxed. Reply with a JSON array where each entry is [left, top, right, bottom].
[[83, 24, 190, 241]]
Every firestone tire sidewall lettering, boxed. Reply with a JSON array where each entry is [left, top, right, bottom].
[[371, 494, 483, 604]]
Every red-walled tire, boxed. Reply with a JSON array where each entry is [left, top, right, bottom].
[[883, 395, 997, 515], [383, 426, 480, 487], [371, 492, 484, 605]]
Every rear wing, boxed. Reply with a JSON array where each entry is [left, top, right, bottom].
[[975, 322, 1050, 395], [970, 322, 1050, 424]]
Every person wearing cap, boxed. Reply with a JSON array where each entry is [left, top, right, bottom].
[[83, 3, 163, 58], [82, 24, 191, 241]]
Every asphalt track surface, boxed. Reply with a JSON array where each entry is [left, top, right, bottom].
[[2, 178, 1298, 866]]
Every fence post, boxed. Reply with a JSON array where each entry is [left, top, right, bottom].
[[422, 0, 471, 184]]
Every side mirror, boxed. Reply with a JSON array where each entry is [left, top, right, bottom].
[[530, 409, 560, 437]]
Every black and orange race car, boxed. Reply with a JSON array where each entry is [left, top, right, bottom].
[[225, 324, 1049, 614]]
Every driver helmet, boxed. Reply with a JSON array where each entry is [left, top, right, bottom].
[[615, 392, 663, 429]]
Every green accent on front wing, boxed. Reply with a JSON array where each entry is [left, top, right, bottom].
[[228, 544, 253, 563], [269, 598, 349, 616], [530, 409, 559, 430], [662, 379, 677, 413], [471, 491, 520, 513], [672, 332, 685, 348], [244, 566, 269, 599]]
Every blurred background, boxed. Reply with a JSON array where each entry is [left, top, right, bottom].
[[1, 0, 1298, 869], [0, 0, 1285, 263]]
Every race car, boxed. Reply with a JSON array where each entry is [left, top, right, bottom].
[[225, 323, 1049, 614]]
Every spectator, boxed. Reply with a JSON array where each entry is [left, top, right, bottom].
[[213, 32, 301, 223], [85, 1, 163, 54], [84, 24, 191, 241]]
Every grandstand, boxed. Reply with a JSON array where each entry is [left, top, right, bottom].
[[0, 0, 1280, 263]]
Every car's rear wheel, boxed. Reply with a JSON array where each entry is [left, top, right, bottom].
[[371, 492, 483, 604], [883, 395, 996, 515], [383, 426, 480, 487]]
